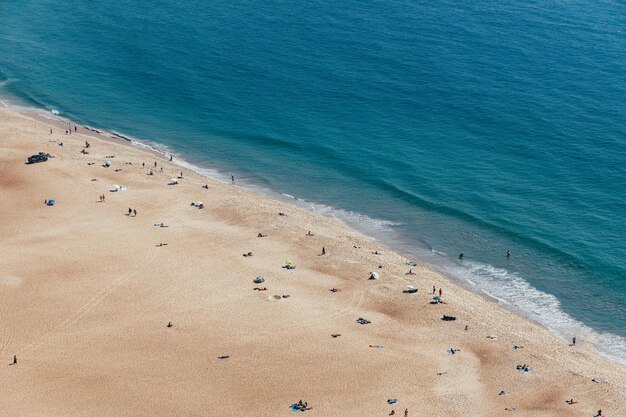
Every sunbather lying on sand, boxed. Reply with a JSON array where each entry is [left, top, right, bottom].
[[243, 252, 253, 257], [330, 288, 341, 292], [257, 233, 267, 238]]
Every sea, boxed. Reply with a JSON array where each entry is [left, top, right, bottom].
[[1, 0, 625, 363]]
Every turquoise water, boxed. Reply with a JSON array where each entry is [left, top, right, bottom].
[[1, 0, 625, 362]]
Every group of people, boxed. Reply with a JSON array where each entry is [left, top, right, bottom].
[[98, 194, 106, 202], [127, 208, 137, 217]]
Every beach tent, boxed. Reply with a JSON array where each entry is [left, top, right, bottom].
[[254, 276, 265, 284]]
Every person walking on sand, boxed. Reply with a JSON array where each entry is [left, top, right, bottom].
[[154, 161, 157, 168], [439, 288, 442, 297], [404, 408, 408, 417], [128, 208, 132, 216], [12, 355, 17, 365], [433, 286, 436, 294], [231, 175, 235, 185], [321, 247, 326, 255], [572, 335, 576, 346], [133, 209, 137, 217]]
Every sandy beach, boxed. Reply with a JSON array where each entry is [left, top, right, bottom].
[[0, 105, 624, 417]]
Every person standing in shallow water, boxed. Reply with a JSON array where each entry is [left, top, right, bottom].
[[459, 253, 464, 260], [507, 250, 511, 259]]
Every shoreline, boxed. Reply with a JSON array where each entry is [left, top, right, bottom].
[[2, 97, 625, 367], [1, 104, 624, 416]]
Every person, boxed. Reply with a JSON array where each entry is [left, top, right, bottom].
[[389, 411, 395, 416], [406, 269, 414, 275], [404, 408, 408, 417], [12, 355, 17, 365], [179, 171, 183, 178], [203, 184, 208, 189], [128, 208, 132, 215], [169, 154, 173, 161], [102, 195, 105, 202], [149, 169, 153, 175], [459, 253, 464, 260], [142, 162, 145, 168], [321, 247, 326, 255], [74, 126, 77, 132], [133, 209, 137, 217], [572, 336, 576, 346], [507, 250, 511, 259], [464, 325, 469, 331], [433, 286, 436, 294], [49, 128, 52, 134], [154, 161, 157, 167], [167, 322, 173, 328], [306, 231, 313, 236], [439, 288, 442, 297], [160, 167, 163, 172], [231, 175, 235, 185]]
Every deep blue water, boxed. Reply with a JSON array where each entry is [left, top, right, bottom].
[[1, 0, 625, 362]]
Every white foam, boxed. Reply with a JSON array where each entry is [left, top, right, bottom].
[[434, 259, 626, 365]]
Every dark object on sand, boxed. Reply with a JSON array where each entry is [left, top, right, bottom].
[[442, 315, 456, 321], [403, 288, 418, 294], [356, 318, 371, 325], [28, 154, 48, 164]]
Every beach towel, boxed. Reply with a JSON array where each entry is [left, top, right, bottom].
[[369, 345, 383, 349]]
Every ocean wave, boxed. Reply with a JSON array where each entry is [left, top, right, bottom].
[[0, 78, 18, 88], [435, 259, 626, 365]]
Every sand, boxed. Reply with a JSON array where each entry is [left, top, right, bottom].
[[0, 105, 624, 417]]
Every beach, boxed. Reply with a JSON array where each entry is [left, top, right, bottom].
[[0, 105, 624, 416]]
